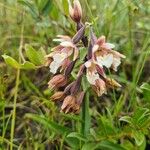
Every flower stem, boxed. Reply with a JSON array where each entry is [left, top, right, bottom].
[[10, 11, 24, 150], [81, 92, 90, 136], [10, 68, 20, 150]]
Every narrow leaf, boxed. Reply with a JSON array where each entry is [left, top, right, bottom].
[[25, 113, 70, 134]]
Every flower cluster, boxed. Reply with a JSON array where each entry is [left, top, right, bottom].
[[45, 0, 125, 114]]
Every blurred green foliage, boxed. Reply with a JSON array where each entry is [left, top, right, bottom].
[[0, 0, 150, 149]]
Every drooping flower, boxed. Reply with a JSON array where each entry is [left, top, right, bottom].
[[45, 26, 85, 74], [84, 58, 122, 96], [51, 91, 65, 101], [48, 74, 67, 90], [92, 35, 126, 71], [84, 60, 107, 96], [61, 91, 85, 114]]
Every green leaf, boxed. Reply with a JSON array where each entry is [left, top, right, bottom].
[[132, 130, 145, 146], [98, 116, 117, 137], [2, 55, 20, 69], [113, 95, 126, 117], [0, 99, 5, 111], [66, 137, 80, 149], [18, 0, 39, 19], [82, 75, 90, 92], [82, 141, 126, 150], [119, 116, 132, 124], [41, 0, 52, 16], [25, 113, 70, 134], [82, 142, 97, 150], [98, 141, 126, 150], [132, 107, 150, 124], [67, 132, 87, 141], [21, 61, 37, 70], [62, 0, 69, 15], [122, 140, 135, 150], [139, 136, 146, 150], [140, 83, 150, 92], [140, 83, 150, 102], [25, 44, 43, 65]]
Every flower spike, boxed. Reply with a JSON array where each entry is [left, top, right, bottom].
[[45, 0, 125, 114]]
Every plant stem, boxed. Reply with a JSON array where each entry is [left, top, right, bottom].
[[10, 68, 20, 150], [10, 11, 24, 150], [81, 92, 90, 136]]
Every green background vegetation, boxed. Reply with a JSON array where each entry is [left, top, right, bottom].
[[0, 0, 150, 149]]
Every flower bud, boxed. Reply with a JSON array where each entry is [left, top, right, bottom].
[[61, 95, 76, 113], [70, 74, 82, 95], [64, 81, 75, 94], [64, 59, 78, 77], [69, 0, 82, 23], [72, 25, 85, 44], [48, 74, 67, 89], [51, 91, 65, 101], [90, 29, 97, 45]]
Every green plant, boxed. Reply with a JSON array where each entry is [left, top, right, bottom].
[[0, 0, 150, 149]]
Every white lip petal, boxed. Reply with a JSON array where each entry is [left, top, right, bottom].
[[86, 71, 99, 85], [53, 53, 67, 63], [97, 54, 113, 68], [49, 52, 68, 74], [49, 61, 61, 74]]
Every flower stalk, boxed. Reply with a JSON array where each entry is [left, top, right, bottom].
[[45, 0, 125, 117]]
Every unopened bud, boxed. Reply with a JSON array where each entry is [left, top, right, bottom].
[[70, 74, 83, 95], [90, 29, 97, 46], [64, 81, 75, 94], [51, 91, 65, 101], [61, 95, 76, 113], [64, 59, 78, 77], [48, 74, 67, 89], [72, 25, 85, 44], [69, 0, 82, 23]]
